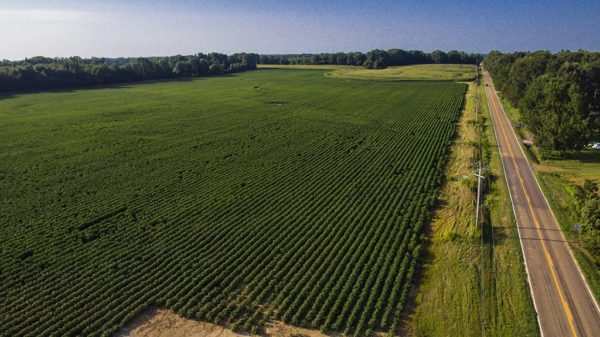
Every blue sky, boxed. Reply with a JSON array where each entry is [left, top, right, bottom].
[[0, 0, 598, 59]]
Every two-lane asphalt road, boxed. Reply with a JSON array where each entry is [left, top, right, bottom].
[[484, 71, 600, 337]]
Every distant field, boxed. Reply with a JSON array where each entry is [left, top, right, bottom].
[[258, 64, 346, 70], [259, 63, 477, 81], [0, 69, 465, 336]]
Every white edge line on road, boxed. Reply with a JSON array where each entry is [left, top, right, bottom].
[[483, 72, 545, 337], [490, 78, 600, 315]]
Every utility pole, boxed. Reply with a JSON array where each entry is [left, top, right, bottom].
[[475, 162, 484, 228], [474, 62, 483, 228]]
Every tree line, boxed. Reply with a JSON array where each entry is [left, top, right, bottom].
[[258, 49, 482, 69], [0, 53, 258, 93], [484, 50, 600, 154], [0, 49, 481, 93]]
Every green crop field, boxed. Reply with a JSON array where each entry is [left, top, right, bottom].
[[0, 69, 465, 337]]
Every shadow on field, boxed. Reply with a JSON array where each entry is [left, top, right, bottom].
[[397, 230, 435, 336], [0, 84, 134, 98], [395, 195, 442, 336], [0, 73, 241, 98], [0, 93, 16, 101]]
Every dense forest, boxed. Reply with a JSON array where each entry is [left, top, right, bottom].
[[484, 50, 600, 154], [0, 53, 258, 93], [259, 49, 481, 69]]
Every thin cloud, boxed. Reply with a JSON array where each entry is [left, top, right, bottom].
[[0, 9, 98, 23]]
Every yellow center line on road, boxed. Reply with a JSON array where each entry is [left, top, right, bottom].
[[487, 82, 578, 337]]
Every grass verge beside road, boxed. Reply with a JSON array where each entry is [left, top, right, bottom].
[[411, 78, 539, 336]]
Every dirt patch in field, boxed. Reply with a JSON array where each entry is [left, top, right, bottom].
[[115, 308, 334, 337], [265, 322, 333, 337]]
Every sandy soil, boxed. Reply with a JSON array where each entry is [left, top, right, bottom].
[[115, 308, 334, 337]]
